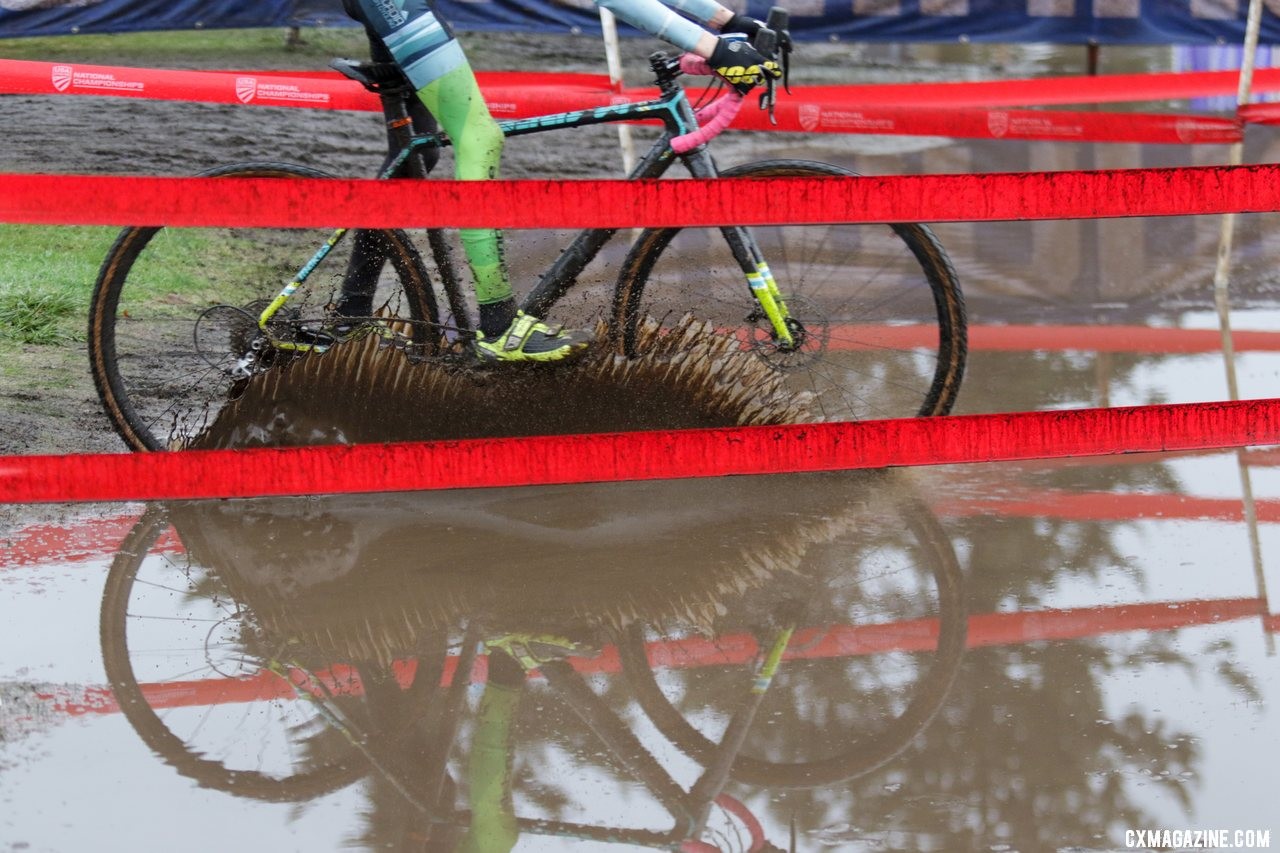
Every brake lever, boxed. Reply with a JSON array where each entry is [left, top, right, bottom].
[[759, 76, 778, 125], [781, 38, 792, 94], [764, 7, 793, 94], [751, 22, 781, 125]]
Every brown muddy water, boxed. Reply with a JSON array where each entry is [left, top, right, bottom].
[[2, 34, 1280, 853]]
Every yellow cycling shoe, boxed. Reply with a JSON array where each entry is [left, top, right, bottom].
[[474, 311, 592, 363], [484, 633, 599, 672]]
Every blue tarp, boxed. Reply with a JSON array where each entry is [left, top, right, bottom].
[[5, 0, 1280, 44], [0, 0, 294, 38]]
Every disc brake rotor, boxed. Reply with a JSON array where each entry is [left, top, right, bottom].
[[746, 293, 830, 371]]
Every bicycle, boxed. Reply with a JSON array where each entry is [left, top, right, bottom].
[[87, 8, 967, 451], [98, 471, 966, 848]]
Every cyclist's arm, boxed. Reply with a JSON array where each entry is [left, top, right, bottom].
[[593, 0, 736, 58], [664, 0, 735, 30]]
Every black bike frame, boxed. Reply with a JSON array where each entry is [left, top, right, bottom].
[[367, 52, 766, 333], [408, 624, 793, 847]]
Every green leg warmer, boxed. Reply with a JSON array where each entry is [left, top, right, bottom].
[[457, 682, 520, 853], [415, 65, 512, 306]]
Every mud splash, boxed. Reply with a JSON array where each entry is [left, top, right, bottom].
[[190, 314, 816, 448], [176, 312, 851, 665], [165, 472, 884, 667]]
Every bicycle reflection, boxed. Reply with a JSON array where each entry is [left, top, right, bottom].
[[99, 471, 966, 850]]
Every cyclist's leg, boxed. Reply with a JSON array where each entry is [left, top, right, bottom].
[[337, 28, 441, 320], [342, 0, 589, 361], [458, 649, 523, 853], [419, 69, 591, 361], [413, 63, 512, 330], [342, 0, 509, 315]]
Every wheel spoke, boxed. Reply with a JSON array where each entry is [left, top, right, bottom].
[[611, 161, 966, 422], [88, 165, 439, 450]]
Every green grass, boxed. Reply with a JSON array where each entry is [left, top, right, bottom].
[[123, 228, 248, 302], [0, 224, 116, 345], [0, 26, 371, 68], [0, 288, 78, 345], [0, 224, 275, 344]]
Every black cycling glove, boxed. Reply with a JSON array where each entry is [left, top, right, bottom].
[[720, 13, 763, 39], [708, 37, 782, 94]]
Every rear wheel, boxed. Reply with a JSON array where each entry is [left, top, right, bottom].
[[99, 506, 370, 801], [611, 160, 967, 422], [88, 162, 440, 451]]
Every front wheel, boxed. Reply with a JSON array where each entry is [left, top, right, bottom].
[[611, 160, 967, 422], [617, 492, 968, 789], [88, 162, 440, 451]]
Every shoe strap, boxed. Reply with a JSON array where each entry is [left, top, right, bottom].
[[500, 313, 562, 351], [500, 313, 537, 351], [486, 632, 590, 671], [487, 636, 541, 672]]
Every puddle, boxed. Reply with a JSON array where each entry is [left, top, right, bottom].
[[3, 444, 1276, 850]]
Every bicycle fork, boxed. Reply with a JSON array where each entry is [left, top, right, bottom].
[[537, 624, 795, 843], [678, 146, 797, 351], [723, 226, 797, 349], [244, 226, 406, 367], [684, 623, 795, 836]]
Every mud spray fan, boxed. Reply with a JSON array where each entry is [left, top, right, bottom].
[[190, 314, 817, 448], [166, 318, 872, 664]]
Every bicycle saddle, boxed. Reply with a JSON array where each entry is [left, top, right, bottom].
[[329, 57, 411, 94]]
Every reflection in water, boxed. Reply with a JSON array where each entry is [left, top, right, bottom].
[[833, 479, 1264, 853], [94, 464, 1272, 851], [2, 36, 1278, 849], [99, 472, 968, 850]]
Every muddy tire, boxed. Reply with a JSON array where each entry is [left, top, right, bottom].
[[99, 506, 370, 801], [88, 162, 439, 451]]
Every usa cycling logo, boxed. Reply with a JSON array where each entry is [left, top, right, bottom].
[[988, 111, 1010, 138], [236, 77, 257, 104], [52, 65, 73, 92], [799, 103, 820, 132]]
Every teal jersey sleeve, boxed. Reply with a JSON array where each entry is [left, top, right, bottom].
[[595, 0, 717, 53], [666, 0, 725, 24]]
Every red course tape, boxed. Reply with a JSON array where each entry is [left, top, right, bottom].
[[0, 59, 1246, 144], [3, 398, 1279, 504], [730, 103, 1241, 145], [32, 597, 1267, 718], [4, 164, 1280, 229], [0, 58, 620, 115], [801, 324, 1280, 353], [8, 58, 1279, 109]]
